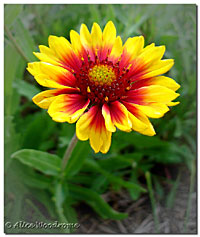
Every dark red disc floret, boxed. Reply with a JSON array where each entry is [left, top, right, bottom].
[[74, 56, 132, 105]]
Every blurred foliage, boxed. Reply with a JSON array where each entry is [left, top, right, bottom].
[[4, 4, 196, 234]]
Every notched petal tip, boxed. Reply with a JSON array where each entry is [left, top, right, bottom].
[[26, 62, 36, 75], [138, 35, 145, 46], [48, 35, 57, 40], [158, 45, 166, 56]]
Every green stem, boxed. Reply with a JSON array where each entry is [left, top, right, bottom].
[[4, 25, 29, 62], [61, 133, 78, 172]]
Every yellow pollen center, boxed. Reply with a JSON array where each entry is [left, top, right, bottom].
[[88, 65, 116, 85]]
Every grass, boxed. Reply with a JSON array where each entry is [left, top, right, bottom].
[[145, 171, 160, 233]]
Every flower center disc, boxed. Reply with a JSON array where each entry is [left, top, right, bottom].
[[88, 65, 116, 86]]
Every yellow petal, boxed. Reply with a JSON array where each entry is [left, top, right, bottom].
[[33, 45, 61, 67], [123, 36, 144, 61], [141, 59, 174, 79], [102, 21, 116, 48], [99, 130, 112, 154], [48, 35, 71, 59], [128, 112, 155, 136], [133, 102, 170, 118], [134, 85, 180, 103], [102, 103, 116, 132], [48, 35, 81, 70], [167, 101, 180, 106], [27, 62, 76, 88], [90, 128, 103, 153], [109, 101, 132, 132], [138, 45, 166, 67], [32, 90, 59, 109], [80, 24, 94, 58], [80, 24, 92, 46], [128, 112, 148, 132], [108, 36, 123, 63], [39, 45, 57, 58], [76, 113, 92, 141], [91, 22, 102, 50], [48, 94, 90, 123], [33, 52, 61, 67], [149, 76, 180, 91], [70, 30, 82, 54], [76, 106, 112, 153], [141, 43, 155, 53], [32, 87, 79, 109], [122, 101, 156, 136], [134, 76, 180, 91]]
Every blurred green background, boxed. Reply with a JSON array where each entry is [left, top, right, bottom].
[[4, 4, 196, 234]]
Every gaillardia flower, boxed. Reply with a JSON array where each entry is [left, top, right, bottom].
[[27, 21, 180, 153]]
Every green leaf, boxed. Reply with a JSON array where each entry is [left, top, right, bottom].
[[4, 4, 23, 27], [30, 189, 57, 219], [143, 143, 183, 164], [5, 161, 31, 233], [102, 169, 146, 192], [55, 182, 68, 209], [125, 133, 170, 149], [9, 160, 53, 190], [11, 149, 61, 176], [21, 112, 56, 150], [98, 152, 142, 171], [68, 174, 95, 185], [128, 171, 142, 201], [64, 140, 90, 178], [99, 156, 132, 171], [175, 145, 195, 171], [13, 80, 40, 100], [84, 159, 147, 193], [54, 182, 71, 233], [54, 182, 79, 231], [4, 42, 24, 116], [69, 184, 128, 220], [91, 175, 109, 194], [63, 197, 78, 226], [21, 169, 53, 189], [4, 116, 21, 171], [14, 19, 36, 61]]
